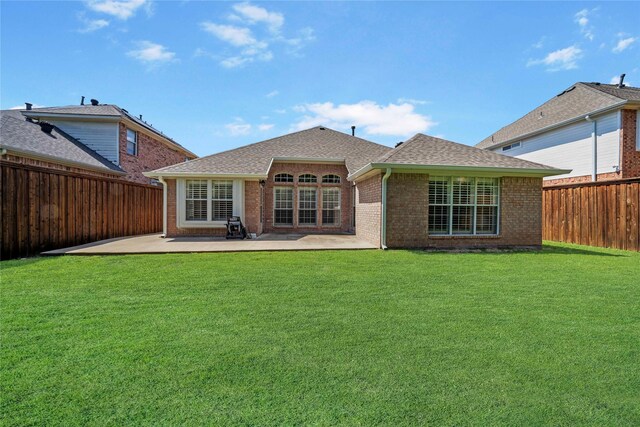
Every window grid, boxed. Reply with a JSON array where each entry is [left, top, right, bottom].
[[322, 188, 341, 226], [321, 174, 341, 184], [274, 173, 293, 183], [186, 180, 207, 221], [211, 180, 233, 221], [428, 177, 499, 235], [298, 174, 317, 183], [126, 128, 137, 155], [274, 187, 294, 225], [298, 188, 317, 225]]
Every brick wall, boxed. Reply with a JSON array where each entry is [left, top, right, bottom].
[[165, 179, 226, 237], [386, 173, 429, 247], [385, 174, 543, 249], [355, 173, 382, 246], [119, 123, 194, 185], [263, 162, 352, 233], [244, 180, 262, 235], [620, 109, 640, 178]]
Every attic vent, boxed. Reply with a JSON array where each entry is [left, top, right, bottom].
[[319, 127, 325, 130], [395, 141, 404, 148], [39, 122, 54, 134], [557, 86, 576, 97], [90, 99, 99, 106]]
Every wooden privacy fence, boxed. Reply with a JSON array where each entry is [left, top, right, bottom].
[[1, 161, 163, 259], [542, 178, 640, 251]]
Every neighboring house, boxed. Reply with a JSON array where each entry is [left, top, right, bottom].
[[477, 80, 640, 186], [145, 126, 567, 249], [1, 100, 197, 184]]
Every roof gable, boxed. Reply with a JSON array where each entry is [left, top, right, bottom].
[[0, 110, 124, 174], [476, 82, 634, 149], [148, 126, 393, 176]]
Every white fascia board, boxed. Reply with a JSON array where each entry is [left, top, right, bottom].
[[143, 171, 268, 179], [485, 101, 628, 150], [349, 162, 571, 180]]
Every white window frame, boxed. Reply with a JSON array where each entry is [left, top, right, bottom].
[[273, 187, 294, 227], [126, 128, 137, 156], [322, 188, 341, 226], [177, 179, 244, 228], [211, 180, 234, 221], [322, 174, 341, 184], [274, 173, 294, 183], [298, 188, 317, 226], [298, 174, 317, 183], [428, 176, 500, 236]]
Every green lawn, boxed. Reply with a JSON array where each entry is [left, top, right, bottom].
[[1, 243, 639, 426]]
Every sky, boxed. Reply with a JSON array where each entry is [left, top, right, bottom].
[[1, 1, 639, 157]]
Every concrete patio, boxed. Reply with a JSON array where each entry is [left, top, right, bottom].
[[43, 233, 378, 255]]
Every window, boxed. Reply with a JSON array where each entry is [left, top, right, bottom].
[[211, 180, 233, 221], [501, 142, 521, 152], [274, 173, 293, 183], [274, 187, 294, 225], [322, 188, 341, 226], [322, 174, 341, 184], [298, 188, 317, 225], [186, 180, 207, 221], [428, 176, 500, 235], [298, 174, 317, 183], [126, 128, 137, 155]]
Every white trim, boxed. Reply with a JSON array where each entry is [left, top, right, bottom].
[[273, 186, 294, 226], [272, 157, 345, 164], [145, 171, 267, 179], [158, 176, 168, 237], [176, 178, 244, 228]]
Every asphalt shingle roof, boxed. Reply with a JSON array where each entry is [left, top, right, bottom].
[[375, 133, 561, 171], [150, 126, 393, 176], [477, 82, 640, 150], [0, 110, 124, 174]]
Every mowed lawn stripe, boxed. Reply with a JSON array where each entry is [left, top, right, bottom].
[[1, 243, 639, 426]]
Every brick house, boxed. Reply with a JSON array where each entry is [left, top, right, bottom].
[[146, 127, 567, 249], [476, 79, 640, 186], [1, 101, 197, 183]]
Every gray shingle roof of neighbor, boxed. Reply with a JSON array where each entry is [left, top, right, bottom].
[[367, 133, 563, 171], [148, 126, 394, 176], [476, 82, 640, 150], [0, 110, 125, 174], [23, 104, 196, 157]]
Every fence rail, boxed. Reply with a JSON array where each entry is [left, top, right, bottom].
[[542, 178, 640, 251], [1, 161, 163, 259]]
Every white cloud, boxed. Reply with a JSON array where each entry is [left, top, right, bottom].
[[10, 104, 45, 110], [225, 118, 252, 136], [274, 108, 287, 114], [232, 2, 284, 34], [291, 100, 436, 137], [610, 75, 632, 86], [86, 0, 149, 20], [266, 90, 279, 98], [575, 8, 595, 40], [527, 45, 583, 71], [258, 123, 274, 131], [77, 13, 110, 33], [532, 36, 546, 49], [200, 22, 256, 46], [127, 41, 176, 63], [612, 37, 637, 53], [397, 98, 429, 105]]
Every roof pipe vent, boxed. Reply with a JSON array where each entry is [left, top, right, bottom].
[[351, 125, 356, 136], [90, 99, 99, 106], [25, 102, 32, 111], [80, 96, 85, 106], [39, 122, 54, 134], [618, 73, 626, 88]]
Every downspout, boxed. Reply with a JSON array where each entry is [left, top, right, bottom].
[[380, 168, 392, 249], [158, 176, 168, 238], [585, 115, 597, 181]]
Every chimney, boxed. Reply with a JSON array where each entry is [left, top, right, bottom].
[[618, 73, 626, 88], [80, 96, 85, 106], [90, 99, 99, 106], [25, 103, 32, 111], [39, 122, 54, 134], [351, 125, 356, 136], [139, 114, 143, 120]]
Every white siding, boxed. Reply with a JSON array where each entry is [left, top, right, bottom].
[[495, 111, 621, 180], [48, 120, 119, 164]]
